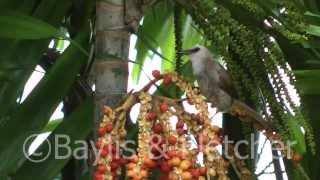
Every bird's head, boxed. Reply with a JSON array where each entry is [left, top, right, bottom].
[[178, 45, 211, 64], [178, 45, 212, 75]]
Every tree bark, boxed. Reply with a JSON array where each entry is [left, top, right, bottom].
[[93, 0, 156, 137], [91, 0, 155, 177]]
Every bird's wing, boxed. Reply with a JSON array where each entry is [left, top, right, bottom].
[[230, 99, 275, 131], [196, 73, 212, 98], [206, 58, 236, 96]]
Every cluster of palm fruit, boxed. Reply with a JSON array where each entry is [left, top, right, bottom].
[[94, 71, 301, 180], [93, 71, 231, 180]]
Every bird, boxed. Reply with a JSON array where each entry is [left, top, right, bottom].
[[179, 45, 274, 131]]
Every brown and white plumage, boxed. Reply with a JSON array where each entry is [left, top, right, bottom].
[[184, 45, 273, 131], [189, 46, 234, 111]]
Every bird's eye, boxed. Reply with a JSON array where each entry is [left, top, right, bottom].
[[190, 47, 200, 53]]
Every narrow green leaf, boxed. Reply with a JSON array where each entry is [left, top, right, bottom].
[[0, 0, 73, 117], [305, 11, 320, 19], [295, 70, 320, 95], [12, 98, 94, 180], [287, 116, 306, 154], [40, 119, 63, 133], [132, 1, 174, 83], [160, 14, 176, 73], [306, 24, 320, 37], [181, 15, 204, 49], [0, 13, 59, 39], [0, 30, 89, 174]]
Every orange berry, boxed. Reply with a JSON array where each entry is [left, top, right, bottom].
[[132, 174, 142, 180], [198, 134, 209, 145], [292, 152, 302, 162], [180, 160, 192, 170], [168, 135, 177, 145], [129, 154, 139, 163], [127, 169, 135, 177], [169, 157, 181, 166], [127, 162, 136, 170], [144, 157, 157, 168], [140, 169, 148, 178], [167, 150, 178, 159], [168, 173, 179, 180], [181, 171, 192, 180]]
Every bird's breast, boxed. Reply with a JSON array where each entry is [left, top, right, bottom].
[[191, 60, 204, 76]]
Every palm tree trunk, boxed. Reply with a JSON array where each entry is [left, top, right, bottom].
[[94, 0, 156, 135], [91, 0, 156, 176], [95, 0, 129, 110]]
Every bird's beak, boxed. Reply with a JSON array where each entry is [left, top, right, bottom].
[[177, 49, 193, 55], [177, 47, 200, 55]]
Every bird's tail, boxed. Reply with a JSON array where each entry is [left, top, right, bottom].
[[229, 99, 275, 131]]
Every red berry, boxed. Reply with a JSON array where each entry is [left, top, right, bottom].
[[110, 161, 119, 171], [97, 165, 107, 173], [153, 124, 163, 134], [147, 112, 157, 121], [160, 161, 172, 172], [199, 167, 207, 175], [150, 136, 160, 145], [105, 123, 113, 133], [176, 120, 184, 129], [118, 158, 127, 165], [163, 75, 172, 86], [191, 169, 200, 178], [94, 173, 104, 180], [100, 149, 108, 157], [151, 146, 162, 157], [95, 139, 104, 149], [98, 127, 107, 136], [160, 103, 169, 113], [168, 135, 177, 145], [160, 174, 169, 180], [104, 144, 117, 154], [152, 70, 161, 79]]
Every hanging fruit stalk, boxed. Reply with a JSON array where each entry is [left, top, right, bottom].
[[94, 71, 301, 180]]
